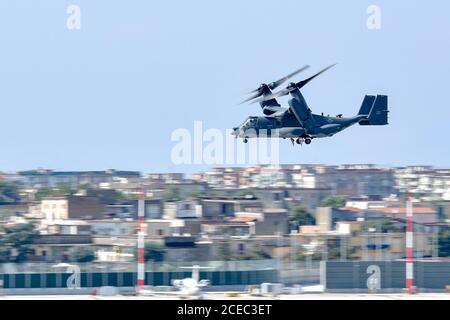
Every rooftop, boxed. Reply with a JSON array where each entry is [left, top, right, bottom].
[[384, 207, 436, 214], [229, 216, 258, 223], [263, 208, 288, 214]]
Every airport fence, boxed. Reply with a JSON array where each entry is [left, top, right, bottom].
[[0, 260, 279, 289], [322, 260, 450, 292]]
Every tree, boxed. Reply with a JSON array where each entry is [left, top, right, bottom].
[[239, 247, 272, 260], [296, 250, 323, 261], [144, 242, 166, 262], [0, 247, 12, 263], [0, 181, 21, 204], [438, 228, 450, 257], [188, 190, 202, 198], [320, 196, 347, 208], [34, 187, 54, 201], [67, 246, 96, 263], [34, 185, 76, 201], [289, 206, 315, 229], [86, 188, 133, 203], [162, 188, 180, 202], [217, 241, 235, 261], [0, 223, 38, 262], [56, 184, 75, 196]]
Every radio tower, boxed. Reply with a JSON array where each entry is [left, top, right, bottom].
[[137, 188, 146, 294], [405, 194, 415, 294]]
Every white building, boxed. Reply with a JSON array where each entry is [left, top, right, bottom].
[[395, 166, 450, 200]]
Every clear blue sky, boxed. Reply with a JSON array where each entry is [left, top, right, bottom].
[[0, 1, 449, 173]]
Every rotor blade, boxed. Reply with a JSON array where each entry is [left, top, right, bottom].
[[269, 65, 310, 90], [252, 88, 290, 104], [239, 91, 263, 105], [296, 64, 337, 90], [248, 88, 260, 94]]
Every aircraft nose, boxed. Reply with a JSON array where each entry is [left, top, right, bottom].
[[232, 127, 240, 135]]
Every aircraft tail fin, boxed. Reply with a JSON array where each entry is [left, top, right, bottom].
[[358, 95, 376, 116], [359, 95, 388, 126]]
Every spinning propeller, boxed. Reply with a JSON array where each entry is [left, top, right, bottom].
[[252, 64, 337, 104], [239, 65, 310, 104]]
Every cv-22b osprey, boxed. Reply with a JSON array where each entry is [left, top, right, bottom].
[[234, 64, 388, 145]]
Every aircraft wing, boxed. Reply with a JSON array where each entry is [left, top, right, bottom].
[[288, 91, 316, 132], [264, 107, 288, 118]]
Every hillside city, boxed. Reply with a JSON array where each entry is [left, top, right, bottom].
[[0, 164, 449, 266]]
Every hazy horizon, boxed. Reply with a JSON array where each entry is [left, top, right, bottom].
[[2, 162, 448, 176]]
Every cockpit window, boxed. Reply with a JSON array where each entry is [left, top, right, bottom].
[[243, 117, 257, 128]]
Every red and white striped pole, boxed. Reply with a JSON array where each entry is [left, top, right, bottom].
[[137, 189, 145, 294], [405, 195, 415, 294]]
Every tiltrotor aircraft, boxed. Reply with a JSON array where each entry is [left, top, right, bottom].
[[234, 64, 388, 145]]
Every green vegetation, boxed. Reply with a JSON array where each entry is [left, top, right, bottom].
[[238, 251, 271, 260], [438, 228, 450, 257], [67, 246, 96, 263], [217, 241, 234, 261], [0, 247, 11, 263], [187, 190, 202, 198], [162, 188, 180, 202], [0, 181, 21, 204], [320, 195, 347, 208], [217, 241, 271, 261], [238, 245, 271, 260], [289, 206, 315, 228], [296, 250, 323, 261], [327, 246, 358, 261], [296, 245, 357, 261], [86, 188, 134, 203], [34, 184, 76, 201], [0, 223, 38, 262], [144, 242, 166, 262], [236, 189, 256, 198]]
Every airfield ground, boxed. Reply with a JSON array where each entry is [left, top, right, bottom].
[[1, 292, 450, 300]]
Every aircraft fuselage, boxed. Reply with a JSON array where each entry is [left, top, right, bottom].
[[233, 111, 367, 139]]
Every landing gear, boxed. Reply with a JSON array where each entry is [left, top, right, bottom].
[[243, 138, 248, 143], [290, 137, 312, 146]]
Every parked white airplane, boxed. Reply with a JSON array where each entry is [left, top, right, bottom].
[[141, 265, 211, 299]]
